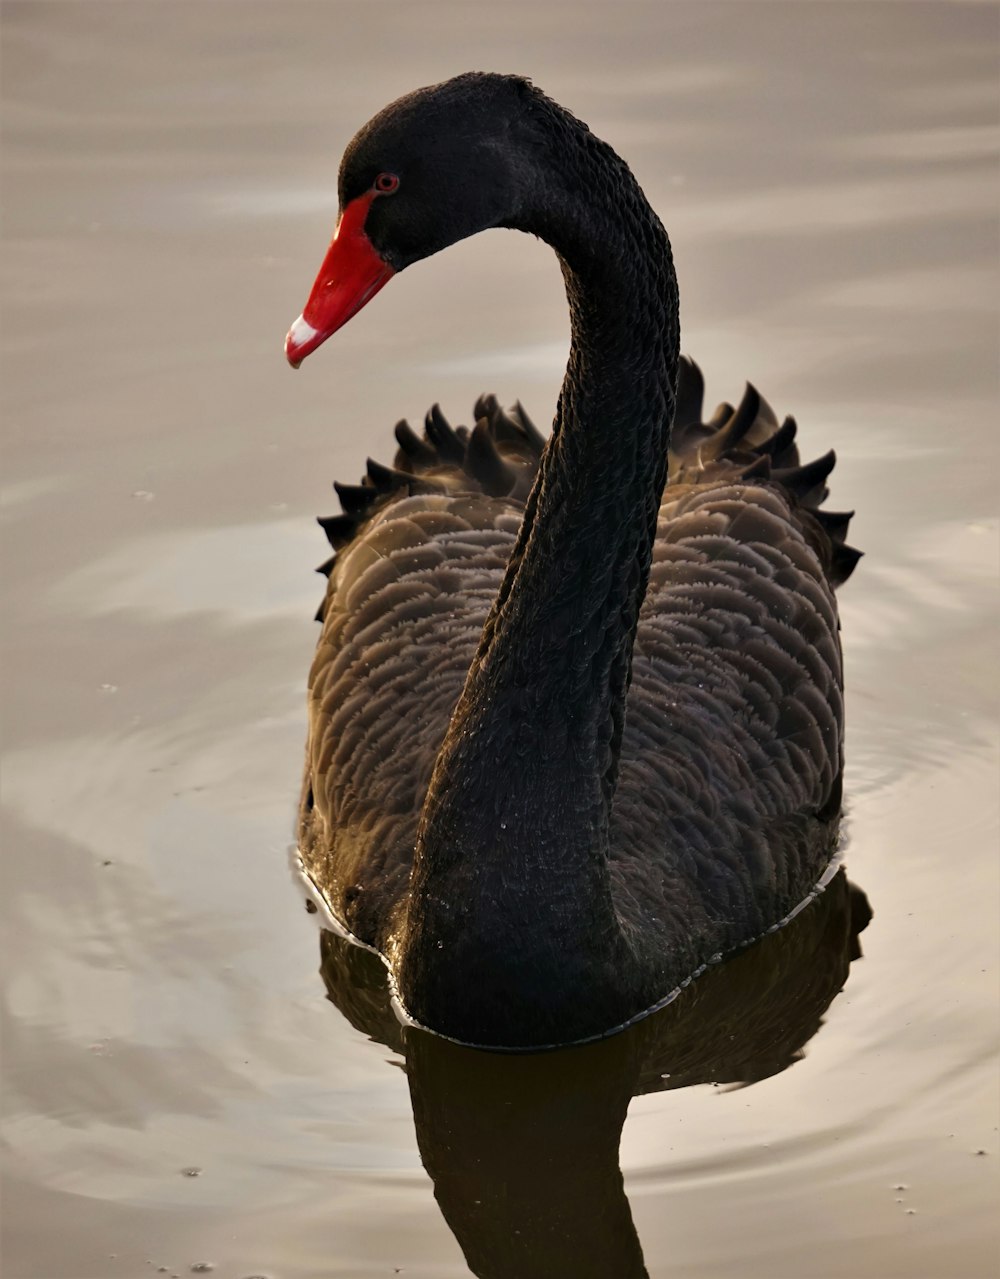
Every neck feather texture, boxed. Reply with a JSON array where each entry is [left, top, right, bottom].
[[397, 102, 680, 1045]]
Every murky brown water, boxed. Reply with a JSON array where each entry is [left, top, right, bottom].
[[2, 3, 998, 1277]]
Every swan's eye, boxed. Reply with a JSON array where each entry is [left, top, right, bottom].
[[374, 172, 400, 195]]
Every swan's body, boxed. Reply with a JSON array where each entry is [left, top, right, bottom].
[[287, 74, 859, 1048]]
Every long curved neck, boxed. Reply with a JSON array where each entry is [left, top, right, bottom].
[[401, 109, 679, 1045], [483, 250, 678, 804]]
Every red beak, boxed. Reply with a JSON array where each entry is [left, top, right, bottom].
[[285, 192, 395, 367]]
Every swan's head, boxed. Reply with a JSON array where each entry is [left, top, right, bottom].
[[285, 73, 536, 367]]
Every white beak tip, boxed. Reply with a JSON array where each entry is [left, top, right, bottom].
[[285, 314, 319, 366]]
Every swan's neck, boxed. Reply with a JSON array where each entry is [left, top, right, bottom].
[[399, 121, 679, 1044]]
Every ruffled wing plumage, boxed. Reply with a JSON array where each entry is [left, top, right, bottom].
[[299, 359, 859, 952]]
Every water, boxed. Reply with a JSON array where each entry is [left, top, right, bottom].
[[2, 3, 997, 1276]]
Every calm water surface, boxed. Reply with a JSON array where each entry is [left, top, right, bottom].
[[2, 3, 998, 1277]]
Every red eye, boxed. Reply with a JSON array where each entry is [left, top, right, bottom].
[[374, 172, 400, 195]]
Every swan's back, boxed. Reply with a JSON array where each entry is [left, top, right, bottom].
[[298, 359, 860, 956]]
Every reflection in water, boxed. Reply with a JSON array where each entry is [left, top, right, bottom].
[[317, 869, 871, 1278]]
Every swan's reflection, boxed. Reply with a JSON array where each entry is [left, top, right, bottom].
[[317, 868, 871, 1279]]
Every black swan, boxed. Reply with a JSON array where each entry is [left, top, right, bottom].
[[285, 73, 861, 1050]]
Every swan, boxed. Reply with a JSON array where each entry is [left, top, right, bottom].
[[284, 73, 861, 1050]]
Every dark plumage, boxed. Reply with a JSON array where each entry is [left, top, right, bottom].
[[289, 74, 860, 1049]]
